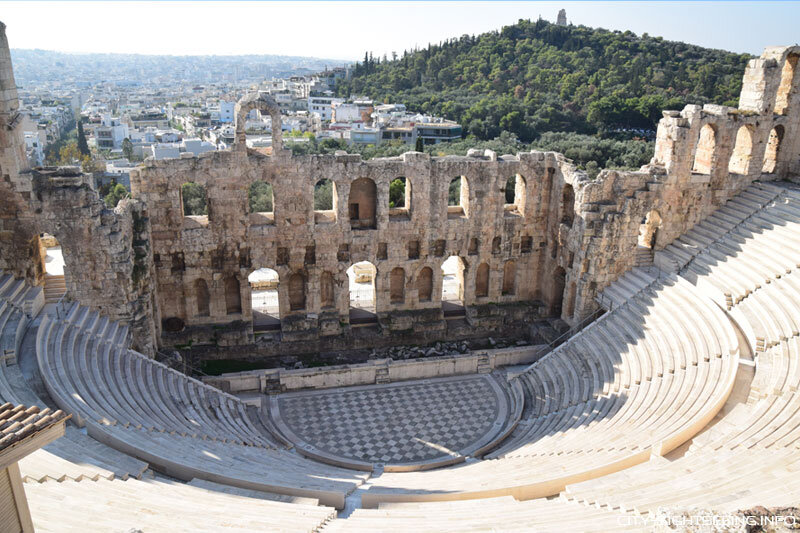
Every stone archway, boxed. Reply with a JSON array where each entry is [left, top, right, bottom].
[[234, 92, 283, 153]]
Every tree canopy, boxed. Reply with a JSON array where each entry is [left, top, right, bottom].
[[181, 182, 208, 216], [338, 18, 750, 141], [287, 130, 654, 175]]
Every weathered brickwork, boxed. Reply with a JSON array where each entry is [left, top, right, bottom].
[[131, 145, 577, 346], [0, 15, 797, 358]]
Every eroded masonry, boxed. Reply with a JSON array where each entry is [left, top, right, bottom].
[[1, 20, 798, 357]]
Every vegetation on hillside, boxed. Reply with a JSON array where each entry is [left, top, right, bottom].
[[337, 18, 750, 141], [286, 131, 654, 176]]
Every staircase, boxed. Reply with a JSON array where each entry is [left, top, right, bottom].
[[634, 246, 654, 267], [43, 274, 66, 304], [476, 354, 492, 374], [375, 366, 390, 384]]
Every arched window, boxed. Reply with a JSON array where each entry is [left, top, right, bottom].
[[389, 176, 411, 218], [502, 260, 516, 296], [775, 53, 798, 115], [349, 178, 377, 229], [504, 174, 526, 215], [288, 272, 306, 311], [728, 126, 754, 175], [314, 178, 337, 223], [248, 180, 274, 213], [475, 263, 489, 298], [417, 267, 433, 302], [320, 271, 335, 309], [224, 276, 241, 314], [762, 125, 785, 174], [447, 176, 469, 218], [692, 124, 716, 174], [390, 267, 405, 304], [181, 182, 207, 217], [195, 279, 210, 317], [491, 236, 501, 255]]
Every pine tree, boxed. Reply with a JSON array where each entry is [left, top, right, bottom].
[[415, 137, 424, 152], [77, 120, 90, 156]]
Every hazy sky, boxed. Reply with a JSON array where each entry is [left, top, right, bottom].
[[2, 1, 799, 60]]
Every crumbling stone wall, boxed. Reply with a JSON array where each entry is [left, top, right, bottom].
[[29, 169, 159, 354], [131, 146, 579, 346]]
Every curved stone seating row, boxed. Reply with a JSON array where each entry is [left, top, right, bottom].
[[326, 495, 639, 532], [26, 475, 336, 533], [663, 185, 800, 307], [489, 274, 738, 460], [38, 311, 272, 448], [597, 267, 657, 309], [360, 274, 739, 507], [62, 302, 129, 351], [564, 339, 800, 515], [36, 313, 368, 508], [659, 183, 784, 273], [564, 447, 800, 515], [736, 271, 800, 352], [0, 280, 148, 483]]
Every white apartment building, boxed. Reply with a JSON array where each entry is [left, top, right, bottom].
[[95, 114, 130, 150], [219, 101, 235, 123], [308, 95, 344, 121]]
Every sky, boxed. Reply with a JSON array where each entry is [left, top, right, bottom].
[[2, 1, 799, 61]]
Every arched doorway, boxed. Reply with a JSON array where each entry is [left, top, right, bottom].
[[347, 261, 377, 324], [692, 124, 716, 174], [762, 125, 785, 174], [417, 267, 433, 302], [502, 260, 516, 296], [248, 267, 280, 331], [441, 256, 466, 318], [39, 233, 66, 303], [390, 267, 405, 304], [475, 263, 489, 298], [224, 276, 242, 315], [288, 272, 306, 311], [728, 125, 754, 175]]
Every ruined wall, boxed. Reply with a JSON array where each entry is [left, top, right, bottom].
[[29, 169, 159, 354], [131, 147, 580, 346]]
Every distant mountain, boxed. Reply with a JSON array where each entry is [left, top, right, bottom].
[[337, 18, 752, 141], [10, 49, 349, 86]]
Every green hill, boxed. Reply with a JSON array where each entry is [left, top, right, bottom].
[[337, 18, 751, 141]]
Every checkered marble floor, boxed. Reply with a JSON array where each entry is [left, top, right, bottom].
[[275, 376, 505, 466]]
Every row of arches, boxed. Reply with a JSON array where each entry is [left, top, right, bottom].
[[692, 123, 785, 176], [194, 258, 520, 323], [180, 173, 533, 224]]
